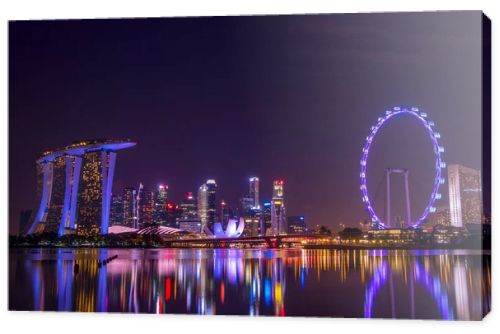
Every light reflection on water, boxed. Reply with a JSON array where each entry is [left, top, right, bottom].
[[9, 248, 490, 320]]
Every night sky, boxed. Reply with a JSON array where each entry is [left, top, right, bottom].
[[9, 11, 484, 234]]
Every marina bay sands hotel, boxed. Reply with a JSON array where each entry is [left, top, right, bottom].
[[27, 139, 136, 236]]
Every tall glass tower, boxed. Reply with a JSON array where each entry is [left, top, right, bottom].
[[122, 187, 136, 228], [249, 177, 260, 208], [153, 184, 168, 226], [271, 180, 286, 235], [206, 179, 217, 230], [197, 183, 209, 232]]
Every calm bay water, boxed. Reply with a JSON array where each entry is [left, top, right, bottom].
[[9, 248, 490, 320]]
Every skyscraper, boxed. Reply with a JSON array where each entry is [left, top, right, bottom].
[[262, 201, 272, 236], [153, 184, 168, 225], [109, 195, 123, 226], [179, 192, 197, 220], [178, 192, 201, 234], [448, 164, 483, 227], [287, 216, 307, 235], [137, 183, 155, 228], [249, 177, 260, 208], [271, 180, 286, 235], [240, 195, 254, 217], [165, 202, 182, 227], [206, 179, 217, 230], [197, 183, 209, 232], [122, 187, 136, 228]]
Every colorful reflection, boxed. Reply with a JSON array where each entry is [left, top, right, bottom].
[[9, 248, 490, 319]]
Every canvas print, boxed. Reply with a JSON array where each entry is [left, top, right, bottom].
[[8, 11, 491, 320]]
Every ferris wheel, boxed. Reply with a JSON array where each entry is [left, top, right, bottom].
[[360, 106, 445, 228]]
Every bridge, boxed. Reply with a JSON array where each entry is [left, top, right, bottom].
[[164, 234, 331, 249]]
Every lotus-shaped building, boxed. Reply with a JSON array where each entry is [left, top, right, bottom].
[[203, 218, 245, 238]]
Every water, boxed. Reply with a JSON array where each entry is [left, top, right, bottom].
[[9, 248, 490, 320]]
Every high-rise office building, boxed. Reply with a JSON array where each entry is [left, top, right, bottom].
[[262, 201, 272, 236], [123, 187, 137, 228], [287, 216, 307, 235], [221, 202, 235, 229], [448, 164, 483, 227], [166, 202, 181, 227], [220, 200, 228, 227], [197, 183, 209, 232], [242, 207, 262, 237], [109, 195, 123, 226], [240, 195, 254, 217], [179, 192, 197, 220], [249, 177, 260, 208], [153, 184, 168, 225], [243, 217, 261, 237], [240, 177, 262, 236], [206, 179, 217, 229], [137, 183, 155, 228], [178, 192, 201, 234], [271, 180, 286, 235]]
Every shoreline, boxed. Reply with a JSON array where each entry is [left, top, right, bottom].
[[8, 244, 491, 252]]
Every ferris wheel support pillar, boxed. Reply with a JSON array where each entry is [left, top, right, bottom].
[[404, 170, 412, 228], [385, 169, 391, 227], [385, 168, 412, 228]]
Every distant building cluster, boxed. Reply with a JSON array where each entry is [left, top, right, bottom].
[[22, 139, 316, 238], [109, 177, 308, 237]]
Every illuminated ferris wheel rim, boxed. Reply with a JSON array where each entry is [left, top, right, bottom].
[[360, 106, 445, 228]]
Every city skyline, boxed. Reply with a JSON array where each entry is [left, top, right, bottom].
[[9, 12, 485, 234], [7, 11, 491, 321]]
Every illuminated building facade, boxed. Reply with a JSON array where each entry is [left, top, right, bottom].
[[137, 183, 155, 228], [122, 187, 137, 228], [240, 177, 262, 236], [178, 192, 201, 231], [240, 195, 254, 216], [27, 139, 136, 236], [178, 219, 202, 234], [109, 195, 123, 226], [179, 192, 197, 220], [153, 184, 168, 225], [249, 177, 260, 208], [262, 201, 272, 236], [287, 216, 306, 235], [197, 183, 209, 232], [166, 202, 181, 227], [206, 179, 217, 229], [44, 156, 67, 233], [433, 206, 451, 226], [243, 216, 261, 237], [448, 164, 483, 227], [271, 180, 286, 235]]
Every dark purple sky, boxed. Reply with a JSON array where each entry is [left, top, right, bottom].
[[9, 11, 484, 234]]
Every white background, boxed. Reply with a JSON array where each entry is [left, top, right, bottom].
[[0, 1, 498, 333]]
